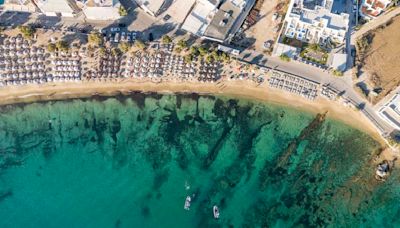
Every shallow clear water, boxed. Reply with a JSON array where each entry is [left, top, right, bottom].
[[0, 93, 398, 227]]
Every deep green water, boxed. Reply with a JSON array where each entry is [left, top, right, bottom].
[[0, 93, 399, 227]]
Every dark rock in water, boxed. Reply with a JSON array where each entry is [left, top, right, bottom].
[[152, 169, 170, 191], [115, 219, 121, 228], [141, 206, 150, 217], [130, 92, 146, 109], [203, 125, 233, 169], [110, 120, 121, 143], [0, 190, 13, 203]]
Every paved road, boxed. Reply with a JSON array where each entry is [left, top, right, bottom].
[[238, 51, 394, 135]]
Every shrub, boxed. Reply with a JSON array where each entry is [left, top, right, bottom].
[[118, 41, 131, 53], [279, 53, 291, 62], [333, 69, 344, 77], [205, 55, 213, 63], [190, 46, 199, 56], [220, 52, 230, 62], [56, 40, 69, 52], [184, 54, 193, 63], [111, 47, 121, 56], [119, 6, 128, 16], [177, 39, 187, 49], [18, 25, 35, 38], [135, 39, 146, 50], [47, 43, 56, 52], [88, 32, 103, 46], [162, 35, 172, 44], [198, 46, 208, 56], [99, 47, 106, 56]]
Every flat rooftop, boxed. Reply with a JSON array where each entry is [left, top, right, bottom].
[[140, 0, 165, 14], [36, 0, 74, 13], [203, 0, 250, 42], [296, 7, 348, 30], [379, 93, 400, 130]]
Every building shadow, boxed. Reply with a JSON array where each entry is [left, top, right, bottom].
[[140, 23, 176, 41], [0, 11, 31, 28]]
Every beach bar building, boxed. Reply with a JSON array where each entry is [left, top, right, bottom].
[[182, 0, 255, 44], [134, 0, 167, 17], [80, 0, 121, 20], [378, 93, 400, 130], [34, 0, 79, 17]]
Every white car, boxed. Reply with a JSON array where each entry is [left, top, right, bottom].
[[353, 5, 358, 12], [114, 33, 120, 43], [110, 27, 120, 33]]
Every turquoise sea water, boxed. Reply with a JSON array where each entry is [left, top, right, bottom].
[[0, 93, 399, 227]]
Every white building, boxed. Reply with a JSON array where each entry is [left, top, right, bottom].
[[181, 0, 220, 37], [34, 0, 77, 17], [182, 0, 254, 43], [283, 0, 349, 45], [135, 0, 166, 17], [80, 0, 121, 20], [2, 0, 37, 13], [378, 93, 400, 130]]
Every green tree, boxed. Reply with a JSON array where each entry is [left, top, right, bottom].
[[184, 54, 193, 63], [119, 6, 128, 16], [56, 40, 69, 52], [118, 41, 131, 53], [211, 50, 219, 61], [190, 46, 199, 56], [279, 53, 291, 62], [135, 39, 146, 50], [18, 25, 35, 38], [88, 32, 103, 46], [205, 55, 213, 63], [162, 35, 172, 44], [99, 47, 106, 56], [177, 39, 187, 49], [198, 46, 208, 56], [47, 43, 56, 52], [332, 69, 343, 76], [220, 52, 230, 62]]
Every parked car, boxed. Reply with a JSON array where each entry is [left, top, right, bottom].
[[121, 32, 126, 41], [131, 32, 137, 40], [110, 27, 120, 33], [114, 33, 120, 43], [353, 5, 358, 13]]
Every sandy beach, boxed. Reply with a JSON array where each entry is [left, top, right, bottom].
[[0, 79, 384, 142]]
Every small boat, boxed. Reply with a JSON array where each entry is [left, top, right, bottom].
[[184, 196, 191, 210], [213, 205, 219, 219]]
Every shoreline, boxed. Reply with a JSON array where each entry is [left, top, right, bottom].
[[0, 79, 385, 143]]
